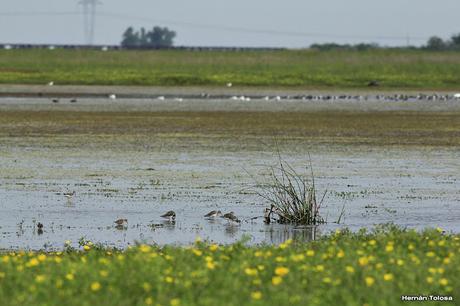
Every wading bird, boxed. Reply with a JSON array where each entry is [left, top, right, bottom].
[[161, 211, 176, 221], [64, 191, 76, 199], [114, 219, 128, 226], [222, 212, 240, 223], [204, 210, 222, 218]]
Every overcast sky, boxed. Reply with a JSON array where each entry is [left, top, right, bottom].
[[1, 0, 459, 47]]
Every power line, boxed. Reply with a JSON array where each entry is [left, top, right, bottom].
[[0, 10, 430, 42], [78, 1, 101, 45]]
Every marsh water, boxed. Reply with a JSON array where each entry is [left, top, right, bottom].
[[0, 95, 459, 250]]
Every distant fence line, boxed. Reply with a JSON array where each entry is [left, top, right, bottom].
[[0, 44, 286, 52]]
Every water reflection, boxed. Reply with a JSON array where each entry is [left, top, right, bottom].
[[265, 224, 319, 244], [224, 223, 239, 238], [162, 220, 176, 231]]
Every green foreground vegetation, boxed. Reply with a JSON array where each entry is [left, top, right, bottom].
[[2, 49, 460, 89], [0, 226, 458, 306]]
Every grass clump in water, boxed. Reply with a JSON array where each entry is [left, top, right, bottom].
[[257, 154, 326, 225]]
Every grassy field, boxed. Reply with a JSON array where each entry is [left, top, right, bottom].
[[0, 226, 458, 306], [2, 49, 460, 89]]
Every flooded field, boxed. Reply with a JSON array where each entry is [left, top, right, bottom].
[[0, 95, 459, 250]]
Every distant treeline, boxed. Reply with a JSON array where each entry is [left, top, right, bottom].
[[121, 26, 176, 48], [310, 33, 460, 51]]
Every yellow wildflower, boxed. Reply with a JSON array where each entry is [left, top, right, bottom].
[[65, 273, 74, 281], [358, 257, 369, 266], [35, 275, 46, 283], [275, 256, 286, 263], [306, 250, 315, 257], [26, 258, 39, 267], [245, 268, 258, 276], [365, 277, 375, 287], [426, 277, 433, 284], [209, 244, 219, 252], [272, 276, 283, 285], [145, 297, 154, 305], [383, 273, 393, 281], [90, 282, 101, 291], [439, 278, 449, 286], [206, 262, 216, 270], [139, 244, 151, 253], [337, 250, 345, 258], [369, 240, 376, 246], [37, 254, 47, 262], [170, 299, 180, 306], [165, 276, 174, 283], [275, 267, 289, 276], [315, 265, 325, 272], [83, 245, 91, 251], [142, 282, 151, 292], [192, 249, 202, 257], [345, 266, 355, 273], [291, 254, 305, 262], [385, 244, 394, 252], [251, 291, 262, 300], [99, 270, 109, 277], [426, 251, 435, 257]]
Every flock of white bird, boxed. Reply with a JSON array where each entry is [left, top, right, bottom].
[[46, 81, 460, 102]]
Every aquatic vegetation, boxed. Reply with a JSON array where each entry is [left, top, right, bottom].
[[0, 226, 458, 305], [257, 155, 326, 225]]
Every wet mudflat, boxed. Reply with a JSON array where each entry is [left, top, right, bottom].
[[0, 96, 459, 250]]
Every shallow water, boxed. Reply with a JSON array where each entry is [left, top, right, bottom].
[[0, 143, 458, 250], [0, 95, 459, 249]]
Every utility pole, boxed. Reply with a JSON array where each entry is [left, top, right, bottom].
[[78, 0, 101, 45]]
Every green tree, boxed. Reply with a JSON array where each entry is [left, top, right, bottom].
[[450, 33, 460, 48], [147, 26, 176, 47], [426, 36, 446, 50], [121, 26, 176, 48], [121, 27, 139, 47]]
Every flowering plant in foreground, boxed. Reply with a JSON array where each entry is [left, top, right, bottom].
[[0, 225, 458, 306]]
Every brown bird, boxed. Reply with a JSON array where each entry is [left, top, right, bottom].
[[222, 212, 240, 223], [161, 211, 176, 221], [204, 210, 222, 218]]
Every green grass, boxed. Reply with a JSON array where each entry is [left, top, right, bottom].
[[2, 49, 460, 89], [0, 226, 458, 306]]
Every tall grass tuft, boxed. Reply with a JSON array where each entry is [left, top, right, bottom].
[[257, 154, 326, 225]]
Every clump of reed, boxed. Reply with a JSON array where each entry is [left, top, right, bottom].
[[257, 154, 326, 225]]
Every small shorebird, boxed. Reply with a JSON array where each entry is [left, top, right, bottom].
[[70, 98, 77, 103], [109, 94, 117, 100], [114, 219, 128, 226], [48, 81, 54, 86], [161, 211, 176, 221], [204, 210, 222, 218], [37, 222, 44, 229], [52, 98, 59, 103], [64, 191, 75, 199], [264, 205, 275, 224], [222, 212, 240, 223]]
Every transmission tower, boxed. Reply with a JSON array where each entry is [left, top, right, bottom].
[[78, 0, 101, 45]]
